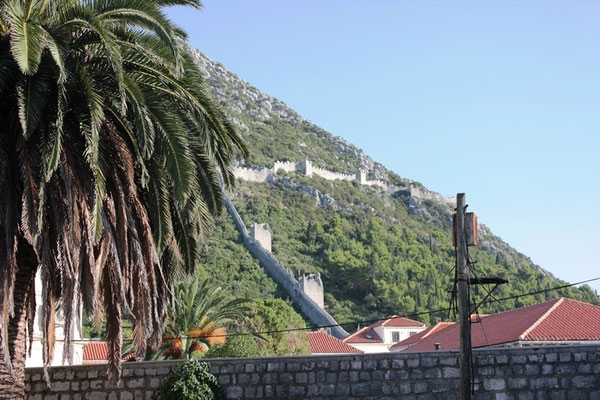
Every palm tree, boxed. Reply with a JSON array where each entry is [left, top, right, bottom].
[[151, 275, 248, 360], [0, 0, 244, 396]]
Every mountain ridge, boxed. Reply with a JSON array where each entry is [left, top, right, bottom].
[[189, 48, 598, 326]]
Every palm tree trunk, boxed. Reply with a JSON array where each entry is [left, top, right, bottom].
[[0, 240, 38, 399]]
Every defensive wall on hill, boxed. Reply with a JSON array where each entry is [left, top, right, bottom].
[[233, 159, 454, 205], [26, 344, 600, 399], [223, 194, 348, 339]]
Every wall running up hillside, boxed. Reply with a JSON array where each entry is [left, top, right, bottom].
[[223, 194, 348, 339], [233, 159, 454, 205]]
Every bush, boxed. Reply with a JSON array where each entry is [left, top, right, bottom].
[[158, 360, 224, 400]]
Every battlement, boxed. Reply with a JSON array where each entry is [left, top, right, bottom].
[[233, 159, 452, 206]]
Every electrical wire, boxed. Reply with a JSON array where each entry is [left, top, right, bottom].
[[53, 275, 600, 344]]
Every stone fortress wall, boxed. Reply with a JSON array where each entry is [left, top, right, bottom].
[[223, 194, 348, 339], [233, 159, 454, 205], [26, 344, 600, 399]]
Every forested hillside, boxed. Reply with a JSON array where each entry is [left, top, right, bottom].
[[191, 49, 599, 329]]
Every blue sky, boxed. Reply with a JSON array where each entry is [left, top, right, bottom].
[[167, 1, 600, 292]]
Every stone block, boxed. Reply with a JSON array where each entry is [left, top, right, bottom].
[[440, 357, 457, 366], [421, 357, 437, 367], [507, 377, 527, 389], [287, 363, 301, 371], [88, 392, 106, 400], [126, 378, 144, 389], [351, 383, 369, 396], [407, 358, 419, 368], [327, 372, 337, 383], [336, 384, 350, 397], [555, 364, 575, 375], [443, 367, 460, 378], [530, 377, 558, 389], [120, 392, 133, 400], [219, 375, 230, 385], [484, 378, 506, 391], [524, 364, 539, 375], [279, 373, 293, 384], [244, 387, 256, 399], [88, 370, 99, 379], [289, 386, 305, 397], [90, 380, 103, 389], [53, 381, 70, 391], [424, 368, 441, 379], [577, 363, 591, 373], [227, 386, 243, 399], [511, 355, 526, 364], [237, 373, 251, 384], [320, 384, 336, 396], [351, 360, 362, 369], [414, 382, 428, 394], [295, 372, 308, 384], [549, 392, 566, 400], [572, 375, 596, 388], [359, 371, 370, 381], [301, 362, 315, 371], [392, 359, 404, 369], [149, 377, 161, 389], [559, 352, 571, 362], [542, 364, 553, 374]]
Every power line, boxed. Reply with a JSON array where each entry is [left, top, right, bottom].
[[58, 275, 600, 344]]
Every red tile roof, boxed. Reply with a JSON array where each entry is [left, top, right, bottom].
[[343, 327, 383, 343], [343, 316, 425, 344], [306, 329, 363, 354], [390, 322, 454, 350], [398, 298, 600, 352], [371, 316, 426, 328], [83, 341, 136, 364]]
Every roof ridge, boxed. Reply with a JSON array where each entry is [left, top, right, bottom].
[[519, 298, 564, 340], [422, 322, 454, 339]]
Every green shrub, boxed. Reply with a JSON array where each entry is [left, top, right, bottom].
[[158, 360, 224, 400]]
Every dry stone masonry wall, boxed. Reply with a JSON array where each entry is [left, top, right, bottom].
[[26, 344, 600, 399], [233, 159, 454, 205], [223, 195, 348, 339]]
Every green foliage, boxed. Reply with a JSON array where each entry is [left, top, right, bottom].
[[0, 0, 245, 379], [150, 275, 248, 360], [206, 299, 310, 358], [201, 174, 599, 330], [158, 360, 223, 400]]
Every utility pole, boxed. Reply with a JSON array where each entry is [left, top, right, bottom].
[[456, 193, 472, 400]]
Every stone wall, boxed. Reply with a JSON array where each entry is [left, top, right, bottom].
[[26, 344, 600, 399], [232, 159, 454, 205], [223, 195, 348, 339]]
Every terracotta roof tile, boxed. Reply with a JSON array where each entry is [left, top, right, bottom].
[[83, 342, 109, 362], [342, 327, 383, 343], [399, 298, 600, 352], [83, 341, 136, 364], [390, 322, 454, 350], [307, 329, 363, 354]]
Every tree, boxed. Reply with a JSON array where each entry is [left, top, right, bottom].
[[0, 0, 245, 396], [151, 275, 247, 360]]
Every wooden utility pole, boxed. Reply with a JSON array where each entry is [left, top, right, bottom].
[[456, 193, 472, 400]]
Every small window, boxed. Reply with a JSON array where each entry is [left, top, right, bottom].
[[392, 332, 400, 342], [409, 331, 416, 337]]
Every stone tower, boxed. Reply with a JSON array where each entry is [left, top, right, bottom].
[[299, 273, 325, 309], [356, 169, 367, 184], [301, 159, 313, 177], [250, 223, 272, 252]]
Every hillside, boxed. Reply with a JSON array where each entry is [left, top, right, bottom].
[[190, 49, 599, 328]]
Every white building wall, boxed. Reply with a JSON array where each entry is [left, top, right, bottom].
[[25, 271, 84, 368]]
